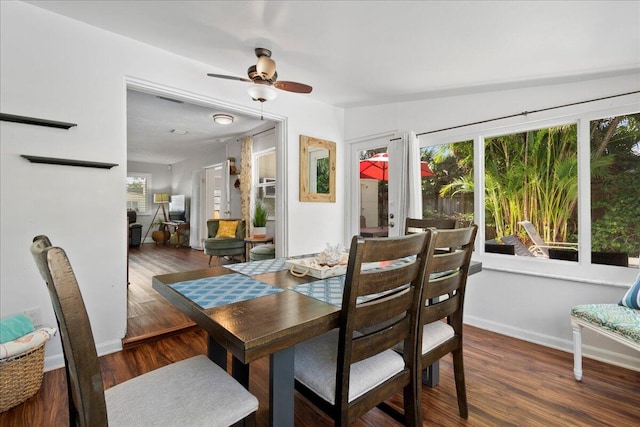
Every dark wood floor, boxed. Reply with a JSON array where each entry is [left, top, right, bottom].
[[124, 243, 235, 346], [3, 244, 638, 426], [2, 326, 638, 426]]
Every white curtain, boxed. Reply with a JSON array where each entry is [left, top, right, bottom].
[[393, 131, 422, 234], [406, 131, 423, 220], [189, 169, 203, 250]]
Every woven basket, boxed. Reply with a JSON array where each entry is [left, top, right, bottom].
[[0, 342, 46, 412]]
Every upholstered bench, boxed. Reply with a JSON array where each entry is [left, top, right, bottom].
[[249, 243, 276, 261], [570, 304, 640, 381]]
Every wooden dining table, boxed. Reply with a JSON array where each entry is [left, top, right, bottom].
[[152, 258, 482, 427]]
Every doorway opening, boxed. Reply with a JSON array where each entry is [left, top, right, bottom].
[[124, 79, 287, 345]]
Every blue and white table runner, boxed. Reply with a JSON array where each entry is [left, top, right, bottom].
[[170, 273, 283, 309]]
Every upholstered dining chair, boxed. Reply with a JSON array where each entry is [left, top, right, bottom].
[[294, 231, 434, 427], [204, 218, 247, 266], [396, 224, 478, 420], [30, 235, 258, 427]]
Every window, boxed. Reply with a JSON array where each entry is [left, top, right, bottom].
[[483, 125, 579, 259], [126, 173, 151, 214], [417, 104, 639, 278], [422, 140, 474, 224], [590, 113, 640, 267]]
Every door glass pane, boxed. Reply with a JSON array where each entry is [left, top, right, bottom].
[[359, 147, 389, 237], [590, 113, 640, 267]]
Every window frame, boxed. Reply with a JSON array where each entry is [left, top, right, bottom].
[[126, 172, 152, 216]]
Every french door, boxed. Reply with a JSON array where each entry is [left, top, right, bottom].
[[204, 161, 229, 219], [349, 135, 404, 240]]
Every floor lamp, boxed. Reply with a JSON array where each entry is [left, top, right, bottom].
[[142, 193, 169, 244]]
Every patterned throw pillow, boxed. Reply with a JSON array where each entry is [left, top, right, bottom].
[[215, 220, 239, 238], [619, 273, 640, 310]]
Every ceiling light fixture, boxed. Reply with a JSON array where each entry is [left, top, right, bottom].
[[213, 114, 234, 125], [247, 83, 277, 103], [170, 129, 188, 135]]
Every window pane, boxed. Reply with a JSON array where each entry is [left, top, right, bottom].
[[256, 151, 276, 217], [484, 125, 578, 259], [359, 148, 388, 236], [126, 175, 148, 213], [590, 113, 640, 267], [421, 140, 474, 224]]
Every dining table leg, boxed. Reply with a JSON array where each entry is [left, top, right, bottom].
[[423, 362, 439, 387], [269, 346, 295, 427], [208, 335, 251, 388], [233, 356, 250, 388], [208, 335, 227, 369]]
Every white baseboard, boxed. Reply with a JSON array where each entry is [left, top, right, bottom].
[[44, 339, 123, 372], [464, 315, 640, 372]]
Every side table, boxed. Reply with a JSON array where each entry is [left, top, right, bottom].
[[244, 236, 273, 260], [163, 221, 190, 248]]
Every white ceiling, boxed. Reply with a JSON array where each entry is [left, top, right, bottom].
[[126, 90, 267, 164], [24, 1, 640, 164]]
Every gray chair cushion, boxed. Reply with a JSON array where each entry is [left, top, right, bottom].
[[294, 329, 405, 405], [394, 320, 455, 355], [105, 355, 258, 427], [420, 321, 455, 353]]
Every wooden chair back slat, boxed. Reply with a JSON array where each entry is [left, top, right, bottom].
[[405, 217, 457, 232], [425, 273, 462, 300], [422, 294, 460, 325], [352, 316, 411, 363], [352, 288, 412, 331], [357, 262, 421, 296]]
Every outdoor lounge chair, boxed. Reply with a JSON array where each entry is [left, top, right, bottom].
[[518, 220, 578, 258], [500, 235, 536, 257]]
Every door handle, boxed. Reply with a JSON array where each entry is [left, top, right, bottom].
[[389, 222, 395, 228]]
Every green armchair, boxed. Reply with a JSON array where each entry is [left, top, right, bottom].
[[204, 219, 246, 266]]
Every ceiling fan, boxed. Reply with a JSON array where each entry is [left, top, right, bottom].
[[207, 48, 313, 103]]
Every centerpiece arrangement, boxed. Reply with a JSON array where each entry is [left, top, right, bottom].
[[286, 243, 349, 278]]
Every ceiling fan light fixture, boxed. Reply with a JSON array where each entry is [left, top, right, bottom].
[[213, 114, 234, 125], [247, 83, 277, 102], [256, 55, 276, 80]]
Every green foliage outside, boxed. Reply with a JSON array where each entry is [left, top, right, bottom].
[[126, 177, 145, 195], [436, 113, 639, 256], [590, 114, 640, 254]]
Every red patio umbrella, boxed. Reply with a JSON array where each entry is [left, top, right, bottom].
[[359, 152, 434, 180]]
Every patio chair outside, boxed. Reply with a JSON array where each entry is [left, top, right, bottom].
[[518, 220, 578, 258]]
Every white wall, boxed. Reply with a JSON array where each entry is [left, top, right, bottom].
[[0, 1, 344, 370], [345, 75, 640, 371]]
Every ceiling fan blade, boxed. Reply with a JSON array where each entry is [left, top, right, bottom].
[[273, 81, 313, 94], [207, 73, 252, 83]]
